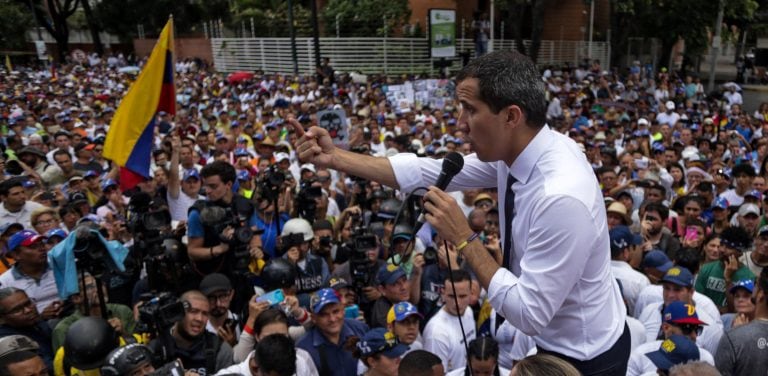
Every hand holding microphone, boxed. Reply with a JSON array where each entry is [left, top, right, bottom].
[[418, 152, 472, 245]]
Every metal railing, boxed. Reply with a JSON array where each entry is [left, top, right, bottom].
[[211, 37, 609, 75]]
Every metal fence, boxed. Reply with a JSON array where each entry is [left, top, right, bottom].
[[211, 37, 609, 75]]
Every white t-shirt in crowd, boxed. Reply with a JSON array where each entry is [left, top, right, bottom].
[[625, 339, 714, 376], [423, 308, 476, 373], [168, 189, 202, 222]]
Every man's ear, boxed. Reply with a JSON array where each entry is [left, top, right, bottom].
[[503, 105, 525, 130]]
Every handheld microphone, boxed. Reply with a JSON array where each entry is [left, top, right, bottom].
[[413, 152, 465, 234]]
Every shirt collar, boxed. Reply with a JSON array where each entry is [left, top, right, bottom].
[[508, 125, 554, 185], [11, 264, 50, 280]]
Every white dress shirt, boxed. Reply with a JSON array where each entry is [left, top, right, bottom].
[[611, 261, 651, 317], [389, 125, 626, 360], [637, 301, 723, 356], [626, 340, 714, 376]]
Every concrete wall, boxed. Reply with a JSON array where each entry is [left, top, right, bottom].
[[133, 38, 213, 63]]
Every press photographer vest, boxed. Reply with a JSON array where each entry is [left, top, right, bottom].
[[189, 195, 255, 276]]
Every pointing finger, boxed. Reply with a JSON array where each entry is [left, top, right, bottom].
[[286, 117, 305, 137]]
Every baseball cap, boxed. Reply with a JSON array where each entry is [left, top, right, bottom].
[[386, 302, 423, 324], [473, 193, 495, 206], [0, 335, 39, 358], [101, 179, 118, 192], [712, 197, 729, 210], [638, 118, 649, 126], [234, 148, 250, 157], [83, 170, 100, 179], [759, 225, 768, 237], [237, 170, 250, 181], [22, 179, 36, 189], [182, 169, 200, 182], [328, 277, 350, 291], [663, 301, 707, 325], [642, 250, 674, 273], [661, 266, 694, 287], [665, 101, 676, 110], [275, 152, 290, 163], [738, 203, 760, 217], [199, 273, 233, 295], [729, 279, 755, 294], [746, 190, 763, 201], [609, 225, 642, 253], [377, 265, 407, 286], [0, 223, 23, 237], [44, 228, 68, 241], [645, 335, 699, 371], [7, 230, 44, 252], [356, 328, 409, 358], [310, 288, 341, 314]]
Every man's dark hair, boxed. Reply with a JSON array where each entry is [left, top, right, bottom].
[[644, 202, 669, 221], [645, 183, 667, 198], [52, 149, 71, 161], [732, 163, 756, 178], [446, 269, 472, 285], [255, 334, 296, 376], [720, 226, 753, 251], [253, 308, 289, 337], [0, 351, 40, 376], [694, 181, 714, 195], [456, 50, 546, 127], [399, 350, 443, 375], [674, 247, 702, 275], [200, 160, 236, 184], [0, 177, 24, 197]]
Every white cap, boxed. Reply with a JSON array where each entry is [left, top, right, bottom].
[[275, 152, 290, 162], [638, 118, 649, 126], [665, 101, 675, 110], [300, 163, 316, 173]]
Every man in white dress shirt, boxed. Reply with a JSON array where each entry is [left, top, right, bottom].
[[293, 50, 628, 375]]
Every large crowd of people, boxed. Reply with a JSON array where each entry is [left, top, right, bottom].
[[0, 49, 764, 376]]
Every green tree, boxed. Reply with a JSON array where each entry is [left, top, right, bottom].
[[231, 0, 313, 37], [0, 0, 33, 50], [22, 0, 80, 61], [611, 0, 759, 72], [322, 0, 410, 37], [94, 0, 205, 40]]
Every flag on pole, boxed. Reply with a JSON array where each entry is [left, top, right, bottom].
[[5, 55, 12, 74], [103, 17, 175, 191], [49, 56, 57, 82]]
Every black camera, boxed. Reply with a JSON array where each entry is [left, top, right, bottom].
[[127, 193, 172, 257], [136, 292, 186, 335], [280, 233, 306, 251], [72, 224, 118, 276], [258, 164, 287, 202], [319, 236, 333, 248], [296, 181, 323, 221]]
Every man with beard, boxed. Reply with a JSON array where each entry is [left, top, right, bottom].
[[641, 203, 680, 259], [199, 273, 239, 347], [149, 290, 234, 375]]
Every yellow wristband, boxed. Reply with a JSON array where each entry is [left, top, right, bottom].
[[456, 233, 480, 253]]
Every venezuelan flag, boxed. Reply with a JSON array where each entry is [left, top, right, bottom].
[[104, 18, 175, 191]]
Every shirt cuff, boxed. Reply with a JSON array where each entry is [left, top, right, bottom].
[[487, 267, 520, 314], [387, 153, 423, 192]]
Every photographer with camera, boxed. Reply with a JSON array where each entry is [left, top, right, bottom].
[[148, 290, 234, 376], [187, 161, 262, 278], [311, 220, 337, 273], [198, 273, 239, 347], [254, 165, 293, 259], [280, 219, 329, 305], [51, 273, 136, 351]]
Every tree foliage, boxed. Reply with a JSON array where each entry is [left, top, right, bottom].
[[0, 0, 34, 50], [611, 0, 759, 70], [230, 0, 313, 37], [321, 0, 411, 37], [94, 0, 206, 40]]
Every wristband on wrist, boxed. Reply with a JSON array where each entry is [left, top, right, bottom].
[[243, 324, 254, 335], [456, 233, 480, 253]]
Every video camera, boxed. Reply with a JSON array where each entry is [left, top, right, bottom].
[[337, 214, 378, 292], [127, 193, 172, 257], [257, 164, 288, 203], [72, 224, 119, 277], [136, 292, 186, 336], [199, 205, 254, 273], [296, 180, 323, 222]]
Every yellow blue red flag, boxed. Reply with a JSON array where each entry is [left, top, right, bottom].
[[104, 18, 175, 190]]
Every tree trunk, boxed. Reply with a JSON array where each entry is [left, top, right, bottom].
[[511, 3, 526, 55], [81, 0, 103, 55], [529, 0, 545, 62]]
